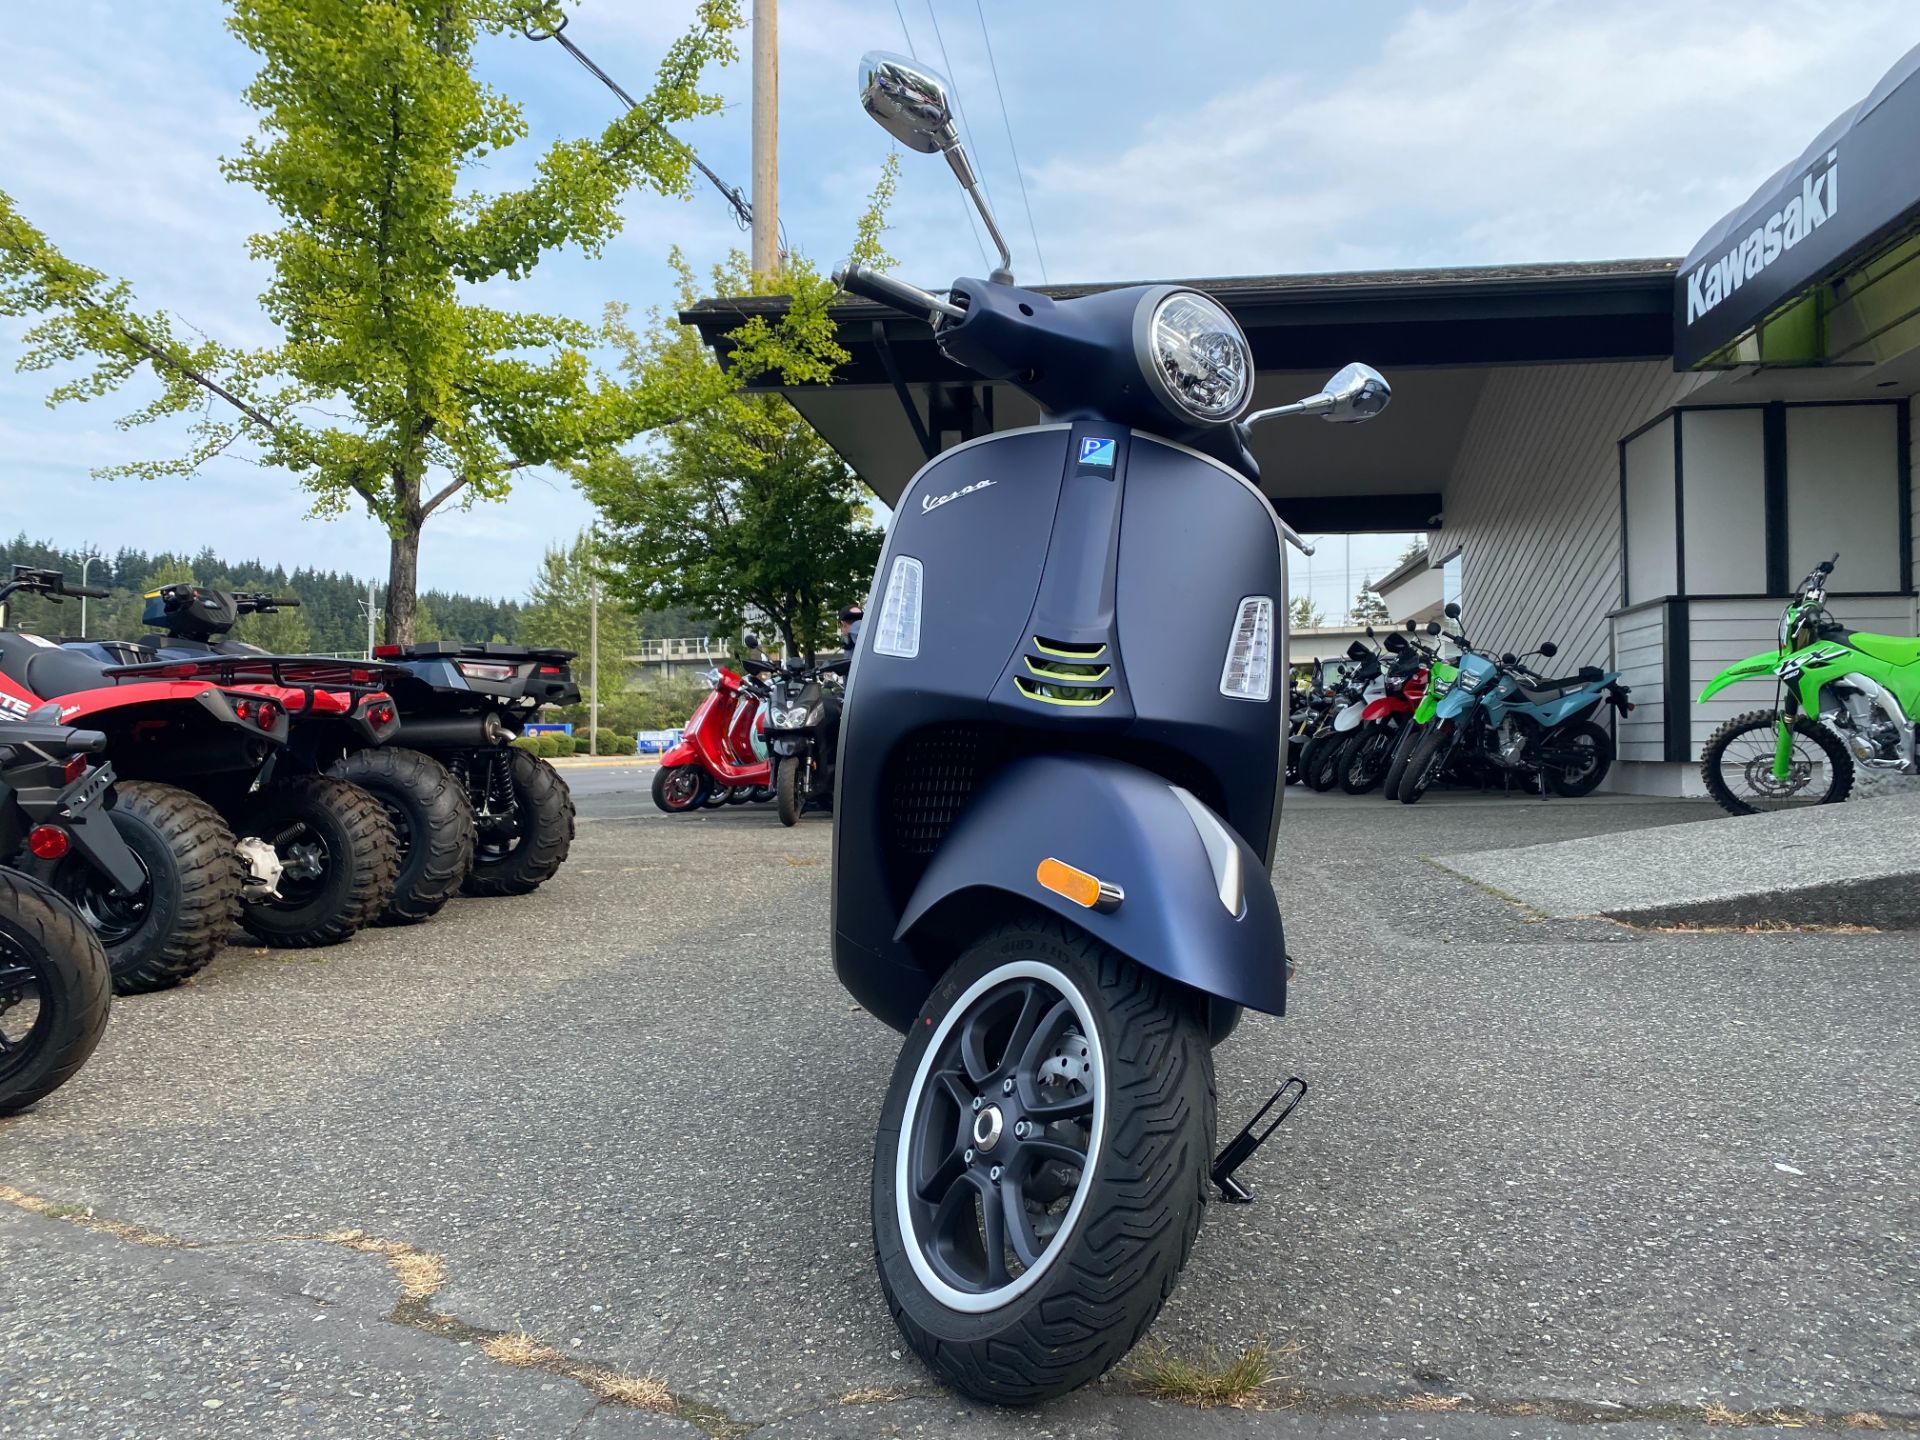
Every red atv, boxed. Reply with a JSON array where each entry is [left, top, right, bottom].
[[2, 567, 400, 990], [77, 583, 477, 925]]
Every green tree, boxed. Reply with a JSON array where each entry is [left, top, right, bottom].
[[0, 0, 744, 645], [236, 603, 315, 655], [1352, 582, 1390, 627], [519, 530, 640, 707], [1289, 595, 1326, 630], [578, 244, 889, 661]]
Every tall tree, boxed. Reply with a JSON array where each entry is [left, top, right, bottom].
[[519, 531, 640, 706], [0, 0, 743, 644], [1288, 595, 1326, 631], [1352, 581, 1390, 626], [577, 232, 892, 661]]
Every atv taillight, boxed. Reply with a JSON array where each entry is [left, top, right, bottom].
[[538, 665, 562, 675], [254, 701, 280, 730], [27, 825, 70, 860], [367, 702, 395, 727], [373, 645, 402, 658], [234, 700, 252, 720], [62, 753, 88, 785], [456, 660, 517, 682]]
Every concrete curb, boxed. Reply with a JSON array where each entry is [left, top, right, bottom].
[[1432, 793, 1920, 929]]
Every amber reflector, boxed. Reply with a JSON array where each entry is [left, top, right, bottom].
[[1036, 857, 1103, 909]]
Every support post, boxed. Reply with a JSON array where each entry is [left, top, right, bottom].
[[750, 0, 779, 278]]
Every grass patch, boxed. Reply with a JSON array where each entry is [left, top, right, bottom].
[[481, 1331, 559, 1367], [838, 1386, 910, 1406], [1845, 1415, 1888, 1431], [321, 1229, 446, 1301], [1702, 1400, 1746, 1426], [0, 1185, 180, 1247], [1128, 1339, 1287, 1408], [1405, 1393, 1464, 1412], [577, 1368, 673, 1411]]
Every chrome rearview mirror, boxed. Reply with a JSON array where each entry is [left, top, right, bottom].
[[1245, 362, 1392, 427], [858, 50, 1013, 284], [859, 51, 957, 153]]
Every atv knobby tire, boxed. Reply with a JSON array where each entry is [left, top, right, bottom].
[[52, 780, 242, 994], [329, 747, 476, 925], [237, 776, 398, 948], [0, 868, 112, 1114], [462, 748, 574, 897], [873, 917, 1213, 1405]]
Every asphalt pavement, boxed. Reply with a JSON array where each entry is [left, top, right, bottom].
[[2, 772, 1913, 1439]]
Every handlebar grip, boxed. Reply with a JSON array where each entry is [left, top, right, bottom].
[[65, 584, 112, 599], [834, 262, 957, 321], [271, 596, 302, 608]]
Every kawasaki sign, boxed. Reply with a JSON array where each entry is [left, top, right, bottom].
[[1674, 42, 1920, 369]]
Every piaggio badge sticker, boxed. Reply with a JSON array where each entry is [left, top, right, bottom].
[[1078, 437, 1116, 468]]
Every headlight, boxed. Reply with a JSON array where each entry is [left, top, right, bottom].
[[779, 706, 811, 728], [1136, 289, 1252, 423]]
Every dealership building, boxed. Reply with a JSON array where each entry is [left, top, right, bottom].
[[691, 44, 1919, 795]]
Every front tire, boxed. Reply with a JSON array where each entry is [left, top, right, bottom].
[[1306, 731, 1353, 792], [1340, 723, 1397, 795], [328, 748, 476, 925], [873, 917, 1213, 1405], [463, 749, 575, 896], [1398, 721, 1455, 804], [237, 777, 398, 948], [651, 764, 708, 814], [51, 781, 242, 995], [1700, 710, 1854, 815], [775, 756, 805, 827], [0, 870, 111, 1115], [1381, 720, 1425, 803]]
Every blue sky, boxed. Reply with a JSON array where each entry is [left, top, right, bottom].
[[2, 0, 1915, 617]]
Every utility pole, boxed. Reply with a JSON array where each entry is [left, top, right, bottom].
[[588, 537, 600, 757], [359, 579, 380, 659], [78, 551, 100, 638], [750, 0, 778, 278]]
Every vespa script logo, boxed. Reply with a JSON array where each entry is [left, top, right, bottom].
[[1685, 150, 1838, 328], [921, 477, 996, 515]]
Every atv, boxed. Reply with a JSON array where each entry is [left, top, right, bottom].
[[78, 584, 478, 925], [369, 640, 578, 897], [0, 721, 120, 1111], [3, 566, 400, 983]]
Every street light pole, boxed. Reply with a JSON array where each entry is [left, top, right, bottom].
[[79, 552, 99, 638], [750, 0, 779, 278]]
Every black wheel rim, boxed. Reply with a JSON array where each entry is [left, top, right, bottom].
[[899, 963, 1102, 1311], [1551, 733, 1600, 783], [0, 924, 52, 1085], [262, 821, 333, 908], [56, 852, 153, 947], [1717, 723, 1838, 809], [663, 768, 702, 810]]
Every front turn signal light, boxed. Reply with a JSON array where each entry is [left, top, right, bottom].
[[1036, 857, 1123, 913]]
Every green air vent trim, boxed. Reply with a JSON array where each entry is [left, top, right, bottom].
[[1015, 676, 1114, 707], [1032, 636, 1107, 660], [1024, 657, 1112, 682]]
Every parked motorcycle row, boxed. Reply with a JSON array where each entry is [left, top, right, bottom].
[[649, 640, 850, 828], [1290, 603, 1633, 804], [0, 564, 579, 1115]]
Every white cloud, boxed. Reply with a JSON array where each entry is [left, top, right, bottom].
[[1028, 0, 1920, 278]]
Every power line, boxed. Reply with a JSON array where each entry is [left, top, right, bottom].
[[971, 0, 1046, 285], [923, 1, 995, 213]]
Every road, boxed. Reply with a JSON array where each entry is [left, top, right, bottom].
[[2, 775, 1913, 1438]]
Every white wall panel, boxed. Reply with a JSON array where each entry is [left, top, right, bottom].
[[1679, 409, 1766, 593]]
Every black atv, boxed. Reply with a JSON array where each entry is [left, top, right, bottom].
[[370, 640, 578, 897], [70, 585, 477, 925], [1, 722, 121, 1111]]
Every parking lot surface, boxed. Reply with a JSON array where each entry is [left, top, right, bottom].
[[3, 771, 1914, 1438]]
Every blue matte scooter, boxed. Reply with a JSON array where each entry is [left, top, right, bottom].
[[827, 53, 1390, 1403]]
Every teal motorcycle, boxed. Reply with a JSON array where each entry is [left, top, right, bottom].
[[1399, 618, 1631, 803], [1698, 554, 1920, 814]]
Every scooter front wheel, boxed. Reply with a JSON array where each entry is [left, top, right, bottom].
[[873, 917, 1213, 1405]]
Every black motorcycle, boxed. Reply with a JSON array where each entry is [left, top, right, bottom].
[[1, 723, 124, 1113], [827, 52, 1389, 1404], [759, 655, 849, 826]]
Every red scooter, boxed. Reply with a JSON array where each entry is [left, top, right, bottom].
[[1339, 631, 1430, 794], [651, 665, 774, 812]]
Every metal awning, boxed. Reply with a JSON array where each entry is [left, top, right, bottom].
[[1676, 41, 1920, 370]]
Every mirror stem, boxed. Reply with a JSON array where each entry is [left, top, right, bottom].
[[942, 146, 1014, 284]]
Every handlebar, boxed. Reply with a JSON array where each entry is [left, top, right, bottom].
[[1, 564, 109, 604], [834, 262, 967, 322]]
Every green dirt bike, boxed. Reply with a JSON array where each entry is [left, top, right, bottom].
[[1382, 606, 1464, 802], [1698, 554, 1920, 814]]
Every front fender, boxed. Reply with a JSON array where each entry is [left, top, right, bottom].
[[1699, 651, 1782, 702], [894, 753, 1288, 1016]]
